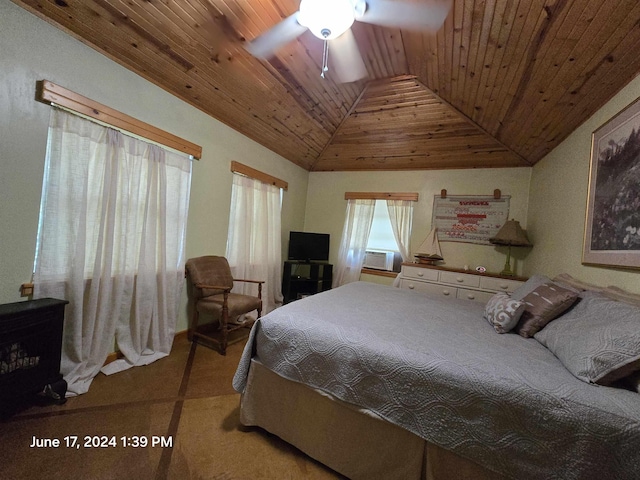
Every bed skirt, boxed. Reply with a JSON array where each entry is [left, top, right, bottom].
[[239, 359, 507, 480]]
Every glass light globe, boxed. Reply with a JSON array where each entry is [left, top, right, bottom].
[[298, 0, 356, 40]]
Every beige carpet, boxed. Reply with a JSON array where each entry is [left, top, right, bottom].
[[0, 336, 345, 480]]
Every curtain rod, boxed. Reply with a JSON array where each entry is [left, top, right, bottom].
[[231, 161, 288, 190], [344, 192, 419, 201], [36, 80, 202, 159]]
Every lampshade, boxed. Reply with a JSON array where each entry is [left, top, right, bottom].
[[298, 0, 357, 39], [489, 219, 532, 247]]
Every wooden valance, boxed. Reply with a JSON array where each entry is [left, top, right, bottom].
[[344, 192, 419, 201], [36, 80, 202, 159], [231, 161, 288, 190]]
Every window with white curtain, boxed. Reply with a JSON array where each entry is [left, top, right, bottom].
[[334, 196, 414, 287], [226, 173, 284, 313], [33, 107, 193, 396]]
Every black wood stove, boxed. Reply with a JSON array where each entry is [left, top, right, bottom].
[[0, 298, 68, 416]]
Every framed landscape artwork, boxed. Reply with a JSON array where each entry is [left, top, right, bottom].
[[583, 96, 640, 269]]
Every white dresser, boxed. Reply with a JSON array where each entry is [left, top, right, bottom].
[[399, 263, 526, 303]]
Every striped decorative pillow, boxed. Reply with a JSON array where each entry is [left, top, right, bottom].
[[514, 283, 578, 338]]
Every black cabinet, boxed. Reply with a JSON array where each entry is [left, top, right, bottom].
[[0, 298, 68, 414], [282, 261, 333, 304]]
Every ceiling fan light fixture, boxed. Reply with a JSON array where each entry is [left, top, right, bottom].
[[298, 0, 358, 40]]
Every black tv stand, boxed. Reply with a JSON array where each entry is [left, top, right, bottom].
[[282, 261, 333, 304]]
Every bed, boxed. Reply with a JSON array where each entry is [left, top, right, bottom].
[[232, 278, 640, 480]]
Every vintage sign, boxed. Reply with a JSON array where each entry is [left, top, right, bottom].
[[433, 195, 510, 245]]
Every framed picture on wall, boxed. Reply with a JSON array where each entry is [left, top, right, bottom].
[[583, 96, 640, 269]]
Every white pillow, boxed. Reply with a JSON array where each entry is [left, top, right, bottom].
[[535, 291, 640, 385], [483, 292, 526, 334]]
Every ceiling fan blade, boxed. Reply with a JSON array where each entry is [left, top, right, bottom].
[[245, 13, 308, 59], [329, 29, 368, 83], [359, 0, 452, 31]]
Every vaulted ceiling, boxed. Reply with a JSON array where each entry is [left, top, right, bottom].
[[14, 0, 640, 171]]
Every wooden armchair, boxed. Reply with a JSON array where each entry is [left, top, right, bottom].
[[185, 256, 263, 355]]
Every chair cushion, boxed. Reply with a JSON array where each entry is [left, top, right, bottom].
[[197, 293, 262, 318], [186, 256, 234, 297]]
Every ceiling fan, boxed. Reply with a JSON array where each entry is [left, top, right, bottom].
[[246, 0, 452, 83]]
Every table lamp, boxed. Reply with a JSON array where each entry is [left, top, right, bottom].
[[489, 219, 532, 276]]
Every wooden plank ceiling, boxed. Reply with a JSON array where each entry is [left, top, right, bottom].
[[13, 0, 640, 171]]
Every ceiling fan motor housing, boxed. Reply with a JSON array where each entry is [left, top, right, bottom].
[[298, 0, 366, 40]]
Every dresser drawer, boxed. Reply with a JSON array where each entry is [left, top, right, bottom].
[[479, 276, 523, 293], [400, 279, 456, 298], [456, 288, 495, 303], [439, 271, 481, 288], [401, 265, 439, 282]]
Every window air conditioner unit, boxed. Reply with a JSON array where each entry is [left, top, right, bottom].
[[363, 250, 395, 271]]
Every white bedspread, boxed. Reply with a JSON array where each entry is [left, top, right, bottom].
[[233, 282, 640, 479]]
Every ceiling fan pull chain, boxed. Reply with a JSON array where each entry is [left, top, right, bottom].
[[321, 30, 330, 78]]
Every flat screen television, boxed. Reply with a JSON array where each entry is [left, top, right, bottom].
[[288, 231, 330, 263]]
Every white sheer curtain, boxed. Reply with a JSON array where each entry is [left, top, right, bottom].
[[386, 199, 414, 261], [226, 173, 283, 313], [386, 199, 414, 287], [333, 199, 376, 287], [33, 108, 192, 396]]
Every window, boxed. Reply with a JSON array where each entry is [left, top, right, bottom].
[[33, 106, 194, 396], [334, 193, 417, 286], [366, 200, 400, 252], [226, 169, 286, 313]]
